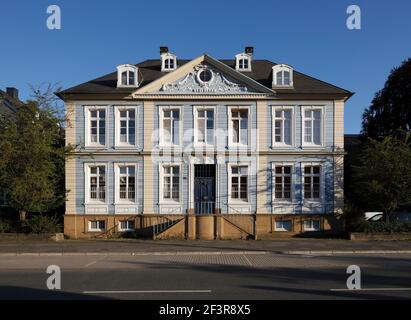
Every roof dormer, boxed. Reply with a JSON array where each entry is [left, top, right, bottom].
[[117, 64, 138, 88], [160, 47, 177, 72], [272, 64, 294, 88], [235, 47, 253, 72]]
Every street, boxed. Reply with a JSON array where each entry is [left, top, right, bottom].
[[0, 252, 410, 300]]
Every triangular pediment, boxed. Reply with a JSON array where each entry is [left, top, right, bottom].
[[132, 55, 275, 96]]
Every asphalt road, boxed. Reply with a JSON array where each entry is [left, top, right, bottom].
[[0, 253, 410, 300]]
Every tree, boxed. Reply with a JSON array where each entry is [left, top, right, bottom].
[[351, 134, 411, 221], [0, 85, 71, 221], [362, 58, 411, 140]]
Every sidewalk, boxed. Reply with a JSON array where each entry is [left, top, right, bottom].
[[1, 239, 411, 256]]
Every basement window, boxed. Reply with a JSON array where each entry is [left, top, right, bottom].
[[89, 220, 106, 232]]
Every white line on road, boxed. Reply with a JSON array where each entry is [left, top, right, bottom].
[[83, 290, 212, 294], [331, 288, 411, 292]]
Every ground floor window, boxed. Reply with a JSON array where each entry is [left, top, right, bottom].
[[119, 220, 135, 232], [274, 166, 292, 200], [275, 220, 292, 232], [118, 165, 136, 202], [304, 165, 321, 200], [89, 220, 106, 232], [88, 165, 106, 202], [303, 220, 321, 232], [162, 165, 180, 202], [230, 165, 248, 201]]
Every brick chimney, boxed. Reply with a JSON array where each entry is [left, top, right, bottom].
[[6, 87, 19, 100]]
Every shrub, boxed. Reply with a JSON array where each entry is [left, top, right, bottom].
[[0, 218, 12, 233], [352, 220, 411, 234], [24, 214, 62, 234]]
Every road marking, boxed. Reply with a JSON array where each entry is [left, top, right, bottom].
[[84, 255, 107, 268], [242, 254, 253, 267], [83, 290, 212, 294], [331, 288, 411, 292]]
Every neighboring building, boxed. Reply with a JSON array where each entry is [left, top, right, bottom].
[[58, 47, 353, 239], [0, 87, 19, 116]]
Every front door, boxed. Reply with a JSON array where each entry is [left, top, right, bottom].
[[194, 165, 216, 214]]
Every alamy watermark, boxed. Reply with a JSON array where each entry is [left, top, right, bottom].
[[47, 5, 61, 30], [346, 5, 361, 30], [46, 265, 61, 290]]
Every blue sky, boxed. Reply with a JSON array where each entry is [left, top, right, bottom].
[[1, 0, 410, 133]]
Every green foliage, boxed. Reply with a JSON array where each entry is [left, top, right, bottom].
[[351, 134, 411, 218], [362, 58, 411, 140], [351, 220, 411, 234], [23, 214, 62, 234], [0, 218, 12, 233], [0, 84, 73, 219]]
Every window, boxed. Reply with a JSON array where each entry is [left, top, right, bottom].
[[274, 166, 292, 200], [195, 108, 214, 145], [230, 166, 248, 201], [116, 107, 136, 146], [118, 165, 136, 202], [88, 109, 106, 146], [162, 165, 180, 202], [160, 108, 181, 146], [89, 220, 105, 232], [273, 108, 292, 146], [303, 220, 321, 232], [272, 64, 294, 87], [235, 53, 252, 71], [117, 64, 138, 87], [119, 220, 135, 232], [0, 191, 8, 207], [275, 220, 292, 232], [197, 69, 213, 84], [304, 166, 321, 200], [303, 108, 322, 145], [230, 109, 249, 146], [161, 53, 177, 72], [89, 165, 106, 202]]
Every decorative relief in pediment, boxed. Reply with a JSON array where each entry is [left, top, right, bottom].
[[157, 64, 257, 94]]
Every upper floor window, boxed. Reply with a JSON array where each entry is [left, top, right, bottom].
[[161, 165, 180, 202], [274, 165, 292, 200], [273, 108, 292, 146], [272, 64, 294, 87], [115, 107, 136, 147], [229, 108, 249, 146], [160, 107, 181, 146], [235, 53, 252, 72], [86, 107, 107, 147], [117, 64, 138, 87], [302, 107, 322, 146], [230, 165, 249, 201], [88, 165, 106, 202], [117, 165, 136, 202], [161, 53, 177, 72], [194, 107, 214, 145], [304, 165, 321, 200]]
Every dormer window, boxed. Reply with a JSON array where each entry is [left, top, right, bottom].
[[117, 64, 138, 88], [235, 53, 252, 72], [272, 64, 294, 88], [160, 47, 177, 72]]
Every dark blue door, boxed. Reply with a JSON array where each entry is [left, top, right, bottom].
[[194, 165, 216, 214]]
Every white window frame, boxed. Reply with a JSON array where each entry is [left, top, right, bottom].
[[302, 162, 324, 203], [158, 106, 183, 147], [272, 64, 294, 87], [303, 220, 321, 232], [272, 163, 295, 203], [193, 106, 216, 147], [271, 106, 294, 147], [228, 163, 250, 204], [114, 163, 138, 204], [88, 220, 106, 232], [159, 163, 183, 204], [114, 106, 138, 148], [275, 220, 292, 232], [84, 163, 108, 205], [235, 53, 252, 72], [228, 106, 251, 148], [161, 53, 177, 72], [84, 105, 108, 148], [302, 106, 324, 147], [117, 64, 138, 87], [118, 220, 135, 232]]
